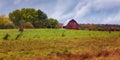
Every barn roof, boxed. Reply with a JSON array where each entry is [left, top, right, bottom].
[[69, 19, 77, 23], [64, 19, 78, 26]]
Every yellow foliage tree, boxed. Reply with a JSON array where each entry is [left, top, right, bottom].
[[0, 14, 10, 25]]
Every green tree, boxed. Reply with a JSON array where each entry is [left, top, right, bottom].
[[37, 9, 48, 20], [21, 8, 37, 23], [9, 8, 48, 28], [47, 18, 58, 28], [9, 9, 21, 27], [33, 20, 47, 28], [32, 9, 48, 28]]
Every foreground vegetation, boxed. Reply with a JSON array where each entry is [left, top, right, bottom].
[[0, 29, 120, 60]]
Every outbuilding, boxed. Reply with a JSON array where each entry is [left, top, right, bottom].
[[66, 19, 79, 30]]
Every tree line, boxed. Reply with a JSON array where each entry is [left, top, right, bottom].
[[79, 24, 120, 31], [0, 8, 58, 29]]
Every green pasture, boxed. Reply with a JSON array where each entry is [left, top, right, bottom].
[[0, 29, 120, 59], [0, 29, 119, 40]]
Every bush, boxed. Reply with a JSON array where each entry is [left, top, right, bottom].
[[3, 23, 16, 29], [23, 22, 34, 29]]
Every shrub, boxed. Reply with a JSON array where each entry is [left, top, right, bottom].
[[3, 23, 16, 29], [23, 22, 34, 29]]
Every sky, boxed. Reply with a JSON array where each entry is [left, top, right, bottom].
[[0, 0, 120, 25]]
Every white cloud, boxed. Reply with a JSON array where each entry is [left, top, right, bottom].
[[1, 0, 120, 24], [103, 11, 120, 24], [74, 3, 91, 19], [92, 0, 120, 11], [51, 0, 75, 20], [54, 0, 120, 24]]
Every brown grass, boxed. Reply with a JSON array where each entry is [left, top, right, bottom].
[[4, 48, 120, 60]]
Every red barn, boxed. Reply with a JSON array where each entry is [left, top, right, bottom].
[[66, 19, 79, 30]]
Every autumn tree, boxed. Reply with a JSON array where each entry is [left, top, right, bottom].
[[0, 15, 10, 25], [23, 22, 34, 29], [0, 14, 12, 28]]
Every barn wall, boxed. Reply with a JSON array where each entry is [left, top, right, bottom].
[[66, 19, 79, 30]]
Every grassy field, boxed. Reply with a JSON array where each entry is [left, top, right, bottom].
[[0, 29, 120, 60]]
